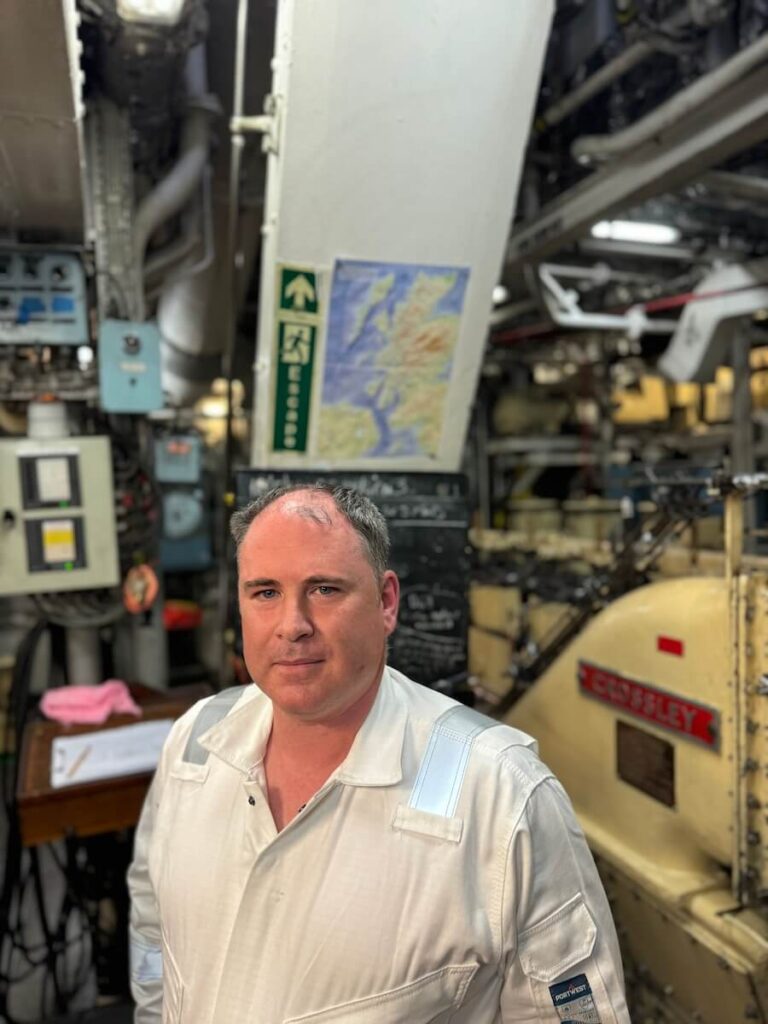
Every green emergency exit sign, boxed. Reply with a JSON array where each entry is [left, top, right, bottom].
[[272, 265, 319, 453]]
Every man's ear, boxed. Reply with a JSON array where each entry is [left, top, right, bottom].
[[380, 570, 400, 635]]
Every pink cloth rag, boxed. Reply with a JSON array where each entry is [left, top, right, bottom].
[[40, 680, 142, 725]]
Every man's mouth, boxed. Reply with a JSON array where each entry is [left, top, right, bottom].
[[274, 658, 324, 667]]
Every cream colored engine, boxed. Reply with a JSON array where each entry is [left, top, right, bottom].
[[479, 552, 768, 1022]]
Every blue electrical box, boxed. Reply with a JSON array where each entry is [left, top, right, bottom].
[[98, 319, 164, 413], [155, 434, 212, 571], [154, 434, 202, 483]]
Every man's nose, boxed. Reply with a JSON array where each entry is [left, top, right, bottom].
[[276, 596, 314, 642]]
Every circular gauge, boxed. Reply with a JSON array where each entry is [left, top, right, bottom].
[[163, 490, 204, 539]]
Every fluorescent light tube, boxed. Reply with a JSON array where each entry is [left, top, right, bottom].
[[591, 220, 681, 245]]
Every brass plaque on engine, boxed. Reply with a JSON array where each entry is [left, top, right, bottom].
[[617, 720, 675, 808]]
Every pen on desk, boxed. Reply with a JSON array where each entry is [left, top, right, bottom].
[[66, 744, 92, 780]]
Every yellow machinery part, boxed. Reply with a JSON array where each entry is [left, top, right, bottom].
[[612, 375, 671, 425], [600, 856, 768, 1024], [506, 573, 768, 1022]]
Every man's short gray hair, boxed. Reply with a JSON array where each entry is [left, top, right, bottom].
[[230, 482, 391, 578]]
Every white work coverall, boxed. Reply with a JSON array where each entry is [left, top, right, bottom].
[[128, 667, 630, 1023]]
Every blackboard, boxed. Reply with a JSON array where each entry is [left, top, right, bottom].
[[235, 471, 469, 689]]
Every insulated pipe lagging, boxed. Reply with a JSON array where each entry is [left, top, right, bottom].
[[133, 107, 210, 270], [155, 41, 219, 405], [184, 41, 208, 97], [141, 44, 212, 284], [572, 30, 768, 164]]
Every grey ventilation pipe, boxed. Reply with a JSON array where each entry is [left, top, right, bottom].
[[153, 43, 223, 405], [157, 264, 220, 405], [134, 44, 215, 320]]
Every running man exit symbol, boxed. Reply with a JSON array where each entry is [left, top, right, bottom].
[[280, 323, 312, 364]]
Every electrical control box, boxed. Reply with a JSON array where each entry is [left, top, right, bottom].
[[98, 319, 164, 413], [154, 434, 211, 571], [0, 252, 88, 346], [0, 436, 120, 595], [154, 434, 202, 484]]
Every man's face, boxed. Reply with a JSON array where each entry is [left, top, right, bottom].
[[237, 492, 399, 723]]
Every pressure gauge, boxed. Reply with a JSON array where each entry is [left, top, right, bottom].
[[163, 490, 204, 539]]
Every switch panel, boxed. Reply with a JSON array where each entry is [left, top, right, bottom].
[[98, 319, 163, 413], [0, 252, 88, 346], [0, 437, 119, 595]]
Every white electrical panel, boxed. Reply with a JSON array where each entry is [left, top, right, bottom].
[[0, 436, 119, 595]]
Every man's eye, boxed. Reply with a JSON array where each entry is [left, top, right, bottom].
[[315, 585, 337, 595], [253, 589, 277, 600]]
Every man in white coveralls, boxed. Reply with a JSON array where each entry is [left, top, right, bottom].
[[128, 483, 630, 1023]]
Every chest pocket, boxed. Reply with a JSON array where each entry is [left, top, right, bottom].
[[157, 762, 210, 842], [283, 962, 478, 1023], [168, 761, 210, 784]]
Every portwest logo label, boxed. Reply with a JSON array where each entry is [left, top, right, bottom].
[[553, 980, 589, 1003]]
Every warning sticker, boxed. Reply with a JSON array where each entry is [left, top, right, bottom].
[[42, 519, 76, 563], [549, 974, 601, 1023]]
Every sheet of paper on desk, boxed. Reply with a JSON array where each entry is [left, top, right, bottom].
[[50, 719, 175, 789]]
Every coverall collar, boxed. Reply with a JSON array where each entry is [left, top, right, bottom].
[[197, 666, 406, 788]]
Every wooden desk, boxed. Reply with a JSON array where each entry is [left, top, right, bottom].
[[17, 684, 211, 847]]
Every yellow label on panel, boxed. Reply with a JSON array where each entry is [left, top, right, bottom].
[[42, 519, 76, 563]]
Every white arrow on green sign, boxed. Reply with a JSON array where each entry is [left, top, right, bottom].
[[280, 268, 318, 314]]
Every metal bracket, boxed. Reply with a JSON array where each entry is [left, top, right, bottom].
[[230, 94, 281, 155]]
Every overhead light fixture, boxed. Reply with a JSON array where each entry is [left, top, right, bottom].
[[492, 285, 510, 305], [590, 220, 681, 245], [116, 0, 186, 25]]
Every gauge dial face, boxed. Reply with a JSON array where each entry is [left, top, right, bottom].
[[163, 490, 203, 539]]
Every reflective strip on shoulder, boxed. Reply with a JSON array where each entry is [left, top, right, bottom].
[[408, 704, 495, 818], [182, 686, 247, 765]]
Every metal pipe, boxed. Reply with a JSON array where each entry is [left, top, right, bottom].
[[66, 626, 102, 686], [538, 8, 696, 131], [143, 186, 201, 282], [217, 0, 250, 688], [154, 43, 221, 405], [700, 169, 768, 205], [147, 168, 214, 288], [133, 110, 210, 274], [489, 298, 538, 327], [578, 238, 703, 262], [507, 66, 768, 267], [731, 322, 755, 554], [542, 262, 656, 284], [475, 399, 491, 530], [493, 278, 768, 346], [133, 44, 214, 317], [539, 41, 653, 130], [572, 31, 768, 164]]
